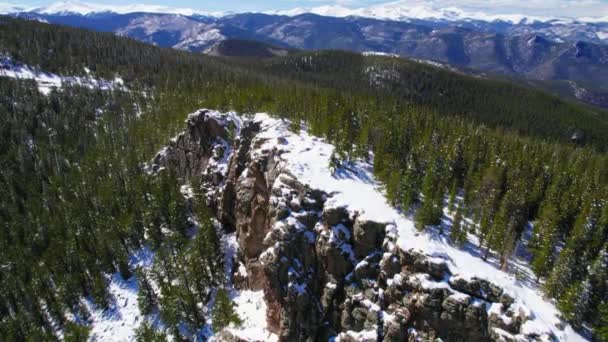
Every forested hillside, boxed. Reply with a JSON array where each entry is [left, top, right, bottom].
[[0, 16, 607, 340]]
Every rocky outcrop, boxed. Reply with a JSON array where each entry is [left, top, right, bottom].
[[158, 109, 550, 342], [152, 109, 232, 179]]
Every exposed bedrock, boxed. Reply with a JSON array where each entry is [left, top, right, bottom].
[[158, 110, 551, 342]]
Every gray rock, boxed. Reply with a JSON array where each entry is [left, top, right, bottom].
[[353, 219, 387, 259], [322, 206, 350, 226]]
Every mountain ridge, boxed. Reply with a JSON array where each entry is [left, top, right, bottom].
[[3, 0, 608, 24], [11, 9, 606, 106]]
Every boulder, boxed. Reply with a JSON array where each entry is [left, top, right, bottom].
[[449, 276, 503, 302], [353, 219, 387, 259], [322, 206, 350, 226]]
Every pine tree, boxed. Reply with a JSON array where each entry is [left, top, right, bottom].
[[451, 206, 467, 246], [448, 180, 458, 213], [415, 157, 444, 231], [136, 268, 157, 315], [135, 322, 167, 342], [212, 288, 241, 332], [530, 205, 559, 281], [596, 301, 608, 341], [386, 170, 402, 207], [63, 322, 91, 342], [558, 279, 592, 328]]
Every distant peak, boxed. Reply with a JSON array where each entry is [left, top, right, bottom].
[[2, 0, 607, 24], [9, 0, 223, 17]]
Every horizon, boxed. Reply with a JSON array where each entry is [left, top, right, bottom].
[[3, 0, 608, 20]]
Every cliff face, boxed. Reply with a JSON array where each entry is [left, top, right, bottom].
[[154, 109, 559, 342]]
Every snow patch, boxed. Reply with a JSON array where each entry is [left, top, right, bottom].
[[0, 55, 127, 95], [219, 290, 278, 342]]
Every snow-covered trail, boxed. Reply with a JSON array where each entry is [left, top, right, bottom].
[[253, 113, 585, 341]]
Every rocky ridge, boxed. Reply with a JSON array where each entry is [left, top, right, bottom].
[[153, 109, 569, 341]]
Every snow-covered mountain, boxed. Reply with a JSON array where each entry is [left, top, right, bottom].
[[273, 0, 608, 24], [273, 2, 544, 24], [0, 0, 223, 17], [4, 0, 608, 24]]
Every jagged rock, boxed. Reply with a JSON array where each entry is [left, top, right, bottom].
[[449, 276, 504, 302], [441, 293, 472, 321], [500, 293, 515, 309], [274, 205, 291, 221], [488, 302, 530, 337], [353, 219, 387, 259], [302, 190, 326, 211], [354, 253, 382, 281], [219, 120, 261, 232], [322, 206, 350, 226], [152, 110, 230, 179], [342, 303, 378, 332], [216, 330, 249, 342], [383, 284, 405, 307], [295, 211, 319, 230], [166, 111, 530, 341], [400, 249, 450, 280], [380, 252, 402, 282], [316, 226, 354, 282], [383, 307, 410, 341], [489, 327, 517, 342]]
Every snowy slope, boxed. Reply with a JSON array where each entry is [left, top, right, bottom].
[[7, 0, 222, 16], [86, 249, 155, 342], [273, 0, 605, 24], [0, 56, 126, 95], [250, 113, 586, 341]]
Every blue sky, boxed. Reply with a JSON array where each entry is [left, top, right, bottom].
[[15, 0, 608, 17]]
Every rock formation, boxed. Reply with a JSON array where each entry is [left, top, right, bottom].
[[154, 109, 553, 342]]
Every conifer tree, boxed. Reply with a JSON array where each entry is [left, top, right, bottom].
[[558, 280, 592, 328], [212, 288, 241, 332], [450, 206, 467, 246], [415, 157, 444, 230], [136, 268, 157, 315], [530, 205, 559, 281], [135, 322, 166, 342], [596, 302, 608, 341]]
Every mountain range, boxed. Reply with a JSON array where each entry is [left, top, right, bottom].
[[3, 0, 608, 108]]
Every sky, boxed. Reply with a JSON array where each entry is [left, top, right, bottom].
[[10, 0, 608, 19]]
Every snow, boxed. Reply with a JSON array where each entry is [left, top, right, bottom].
[[174, 29, 226, 50], [249, 113, 586, 341], [597, 31, 608, 40], [362, 51, 400, 58], [219, 290, 278, 342], [409, 273, 451, 290], [0, 56, 127, 95], [336, 329, 377, 341], [86, 248, 155, 342], [448, 291, 471, 303], [387, 273, 403, 287], [87, 275, 142, 341], [272, 0, 606, 24], [23, 0, 223, 17]]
